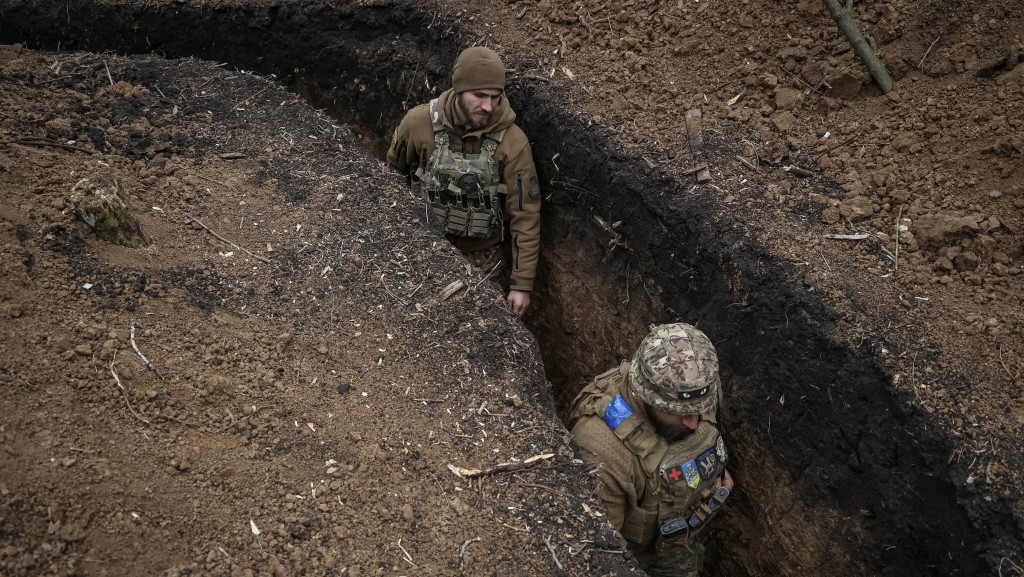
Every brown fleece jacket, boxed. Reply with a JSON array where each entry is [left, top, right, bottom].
[[386, 89, 541, 293]]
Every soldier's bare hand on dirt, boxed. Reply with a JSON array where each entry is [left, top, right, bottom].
[[507, 290, 530, 317]]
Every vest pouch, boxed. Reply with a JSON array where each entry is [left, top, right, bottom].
[[420, 108, 506, 241], [654, 422, 728, 547], [425, 189, 451, 227], [620, 504, 659, 547], [467, 206, 495, 237], [445, 205, 472, 236]]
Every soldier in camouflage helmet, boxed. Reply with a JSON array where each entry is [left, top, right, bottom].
[[569, 323, 735, 577]]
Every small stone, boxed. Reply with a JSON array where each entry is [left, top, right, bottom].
[[774, 87, 804, 110], [933, 257, 954, 271], [953, 251, 980, 271]]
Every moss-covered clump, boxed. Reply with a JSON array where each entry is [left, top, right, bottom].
[[70, 175, 147, 248]]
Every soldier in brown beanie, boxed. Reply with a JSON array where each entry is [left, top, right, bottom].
[[387, 46, 540, 317], [569, 323, 736, 577]]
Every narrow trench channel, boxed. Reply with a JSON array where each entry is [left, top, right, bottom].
[[0, 2, 1004, 575]]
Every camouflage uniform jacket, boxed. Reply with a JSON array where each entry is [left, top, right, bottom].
[[568, 362, 721, 564], [386, 89, 541, 292]]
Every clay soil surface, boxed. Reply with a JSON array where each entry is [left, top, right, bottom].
[[1, 0, 1023, 576]]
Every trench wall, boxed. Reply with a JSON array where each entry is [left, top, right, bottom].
[[0, 1, 1009, 575]]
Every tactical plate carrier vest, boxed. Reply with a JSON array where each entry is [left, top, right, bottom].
[[569, 365, 729, 549], [412, 98, 507, 239]]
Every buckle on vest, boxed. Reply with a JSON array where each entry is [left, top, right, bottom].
[[707, 486, 729, 510], [659, 515, 689, 538], [662, 485, 730, 538]]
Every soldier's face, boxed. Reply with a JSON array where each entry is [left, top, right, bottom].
[[456, 89, 502, 129], [646, 404, 699, 442]]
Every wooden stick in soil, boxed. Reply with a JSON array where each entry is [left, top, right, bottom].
[[12, 138, 91, 153], [458, 537, 480, 569], [447, 453, 554, 478], [109, 352, 151, 425], [813, 134, 859, 160], [998, 345, 1021, 382], [735, 155, 759, 172], [894, 207, 902, 272], [130, 322, 165, 378], [919, 36, 942, 70], [185, 213, 273, 264], [544, 535, 564, 570], [820, 0, 894, 94]]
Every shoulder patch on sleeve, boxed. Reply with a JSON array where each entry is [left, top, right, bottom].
[[602, 394, 634, 430], [529, 175, 541, 199]]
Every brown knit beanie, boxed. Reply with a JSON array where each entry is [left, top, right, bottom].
[[452, 47, 505, 93]]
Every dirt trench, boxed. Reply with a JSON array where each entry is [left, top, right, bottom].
[[0, 1, 1005, 575]]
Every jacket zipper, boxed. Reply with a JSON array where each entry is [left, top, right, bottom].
[[517, 174, 523, 211]]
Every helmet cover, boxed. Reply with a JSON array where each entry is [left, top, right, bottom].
[[629, 323, 720, 415]]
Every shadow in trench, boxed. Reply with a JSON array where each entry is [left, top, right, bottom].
[[0, 1, 1011, 575]]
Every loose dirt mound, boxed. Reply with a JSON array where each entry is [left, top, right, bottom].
[[0, 46, 627, 576], [1, 0, 1023, 576]]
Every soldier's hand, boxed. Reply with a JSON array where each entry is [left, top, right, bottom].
[[507, 290, 530, 317], [718, 469, 735, 492]]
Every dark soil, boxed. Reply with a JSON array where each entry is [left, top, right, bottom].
[[1, 1, 1022, 576]]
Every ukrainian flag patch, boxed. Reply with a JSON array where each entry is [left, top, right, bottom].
[[602, 394, 634, 430]]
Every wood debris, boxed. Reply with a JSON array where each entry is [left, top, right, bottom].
[[684, 108, 712, 183], [439, 280, 465, 302], [447, 453, 555, 478]]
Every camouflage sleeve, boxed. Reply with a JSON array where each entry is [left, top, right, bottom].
[[570, 415, 634, 545], [644, 546, 704, 577], [502, 136, 541, 292]]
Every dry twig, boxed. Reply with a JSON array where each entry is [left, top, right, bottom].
[[813, 134, 859, 160], [428, 471, 453, 511], [681, 163, 709, 176], [543, 535, 563, 570], [783, 165, 814, 177], [894, 207, 902, 273], [109, 352, 150, 425], [12, 138, 90, 153], [998, 556, 1024, 577], [448, 453, 555, 478], [458, 537, 480, 568], [734, 155, 758, 172], [919, 36, 942, 70], [397, 539, 415, 566], [185, 213, 273, 264], [130, 322, 164, 378], [778, 65, 822, 94], [998, 345, 1021, 382], [380, 273, 409, 305], [217, 405, 269, 433]]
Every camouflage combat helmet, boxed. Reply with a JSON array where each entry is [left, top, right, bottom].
[[629, 323, 720, 416]]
